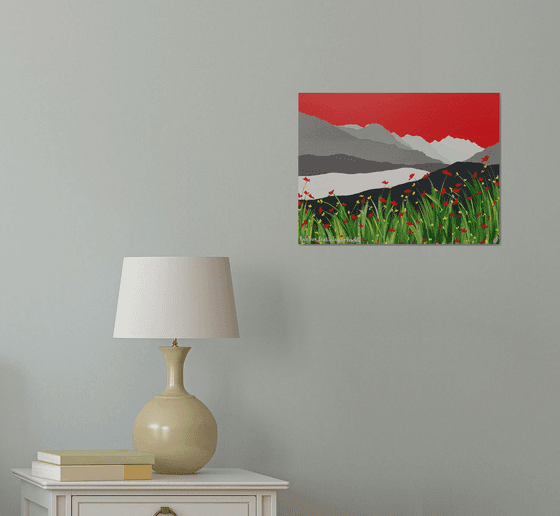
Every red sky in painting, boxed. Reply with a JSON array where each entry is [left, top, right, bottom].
[[299, 93, 500, 148]]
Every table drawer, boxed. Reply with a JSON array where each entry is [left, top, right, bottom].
[[72, 495, 256, 516]]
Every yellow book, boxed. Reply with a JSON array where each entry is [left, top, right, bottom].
[[31, 461, 152, 481], [37, 450, 155, 465]]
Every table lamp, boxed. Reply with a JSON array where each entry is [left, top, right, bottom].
[[113, 257, 239, 474]]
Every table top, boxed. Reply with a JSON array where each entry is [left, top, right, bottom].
[[12, 467, 289, 491]]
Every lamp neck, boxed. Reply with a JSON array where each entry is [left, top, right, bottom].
[[159, 346, 191, 396]]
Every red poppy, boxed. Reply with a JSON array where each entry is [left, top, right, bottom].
[[304, 191, 309, 195], [303, 177, 310, 182], [301, 220, 308, 227], [298, 193, 303, 198], [455, 183, 462, 188], [328, 189, 334, 195], [473, 172, 477, 178], [343, 218, 348, 224], [298, 201, 302, 206], [359, 223, 364, 228], [309, 194, 314, 199], [416, 220, 420, 224], [351, 214, 357, 220], [422, 173, 430, 179], [450, 213, 456, 217], [453, 188, 461, 193], [454, 238, 460, 243], [421, 191, 426, 197], [496, 181, 500, 187], [380, 198, 387, 203], [318, 207, 323, 214], [430, 202, 434, 208], [342, 202, 347, 206], [391, 200, 398, 206], [388, 228, 396, 232], [382, 180, 388, 185], [423, 238, 427, 242], [481, 155, 489, 162], [453, 199, 459, 205], [460, 229, 467, 233], [481, 224, 489, 229], [476, 213, 481, 217], [443, 170, 452, 176], [361, 198, 365, 203], [479, 241, 485, 244], [362, 238, 366, 242], [399, 242, 404, 244], [476, 191, 482, 196], [441, 187, 446, 195], [443, 201, 449, 206], [485, 186, 489, 191], [398, 213, 404, 218], [479, 178, 483, 182], [323, 223, 330, 229], [407, 221, 413, 226], [404, 189, 412, 194], [368, 212, 374, 218], [329, 208, 334, 212], [408, 229, 412, 234], [468, 196, 473, 200], [409, 173, 415, 180]]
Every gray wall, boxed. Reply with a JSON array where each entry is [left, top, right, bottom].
[[1, 1, 559, 514]]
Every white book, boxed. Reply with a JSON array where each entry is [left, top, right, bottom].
[[31, 461, 152, 481], [37, 450, 155, 465]]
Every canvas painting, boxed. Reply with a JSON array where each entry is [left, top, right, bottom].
[[298, 93, 500, 245]]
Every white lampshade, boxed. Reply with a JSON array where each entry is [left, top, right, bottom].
[[113, 257, 239, 339]]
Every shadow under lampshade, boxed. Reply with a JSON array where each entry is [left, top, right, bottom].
[[113, 256, 239, 474]]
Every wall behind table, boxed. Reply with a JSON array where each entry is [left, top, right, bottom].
[[1, 1, 559, 515]]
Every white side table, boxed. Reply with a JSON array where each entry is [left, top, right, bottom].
[[12, 467, 289, 516]]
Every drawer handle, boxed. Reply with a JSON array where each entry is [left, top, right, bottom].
[[154, 508, 177, 516]]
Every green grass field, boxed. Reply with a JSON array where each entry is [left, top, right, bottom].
[[298, 165, 500, 245]]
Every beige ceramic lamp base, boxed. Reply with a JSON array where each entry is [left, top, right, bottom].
[[133, 346, 217, 474]]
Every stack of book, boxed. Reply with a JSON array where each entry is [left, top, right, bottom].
[[31, 450, 155, 481]]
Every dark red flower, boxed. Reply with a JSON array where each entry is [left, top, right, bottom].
[[468, 196, 473, 200], [309, 194, 314, 199], [318, 207, 323, 214], [450, 213, 456, 217], [323, 223, 330, 229], [391, 200, 398, 206], [359, 223, 364, 228], [441, 187, 446, 195], [421, 191, 426, 197], [329, 208, 334, 212], [460, 229, 467, 233], [476, 213, 481, 217], [454, 238, 460, 243], [443, 201, 449, 206], [388, 228, 396, 232], [476, 191, 482, 196], [351, 214, 357, 220], [342, 202, 347, 206], [453, 199, 459, 205], [380, 198, 387, 203], [343, 218, 348, 224], [398, 213, 404, 218], [481, 155, 489, 162], [298, 193, 303, 198], [382, 180, 389, 185], [407, 221, 413, 226], [368, 212, 374, 218], [443, 170, 452, 176], [298, 201, 302, 206], [422, 173, 430, 179], [453, 188, 461, 193], [485, 186, 489, 191], [361, 198, 365, 203], [404, 189, 412, 194], [303, 177, 310, 182], [301, 220, 308, 227], [423, 238, 427, 242], [481, 223, 489, 229], [455, 183, 462, 188], [479, 241, 485, 244], [430, 202, 434, 208], [409, 173, 415, 180], [328, 189, 334, 195], [473, 172, 477, 178], [362, 238, 366, 242]]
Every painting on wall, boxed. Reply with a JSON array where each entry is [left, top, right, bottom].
[[298, 93, 500, 245]]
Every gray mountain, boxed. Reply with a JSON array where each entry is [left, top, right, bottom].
[[338, 123, 411, 150], [463, 142, 501, 165], [431, 136, 483, 164], [299, 113, 444, 166], [402, 134, 450, 163]]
